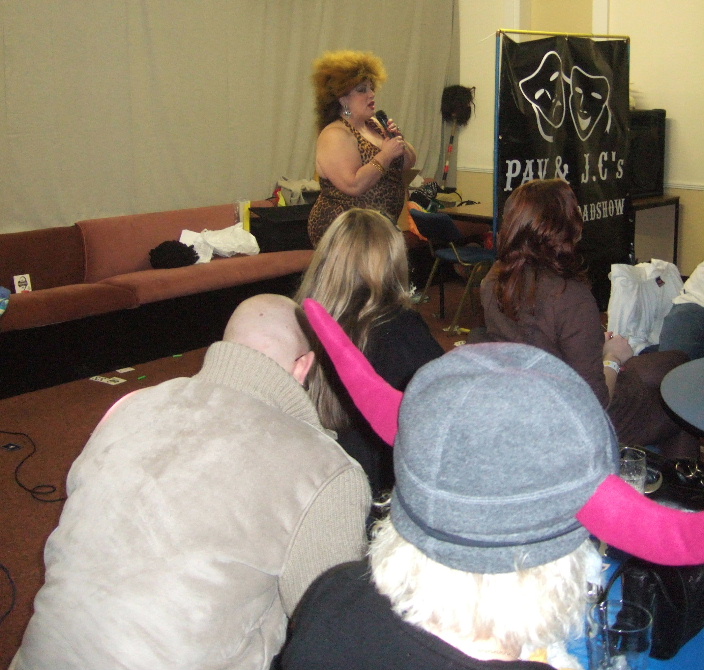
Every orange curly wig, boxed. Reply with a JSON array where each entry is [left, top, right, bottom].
[[312, 50, 387, 131]]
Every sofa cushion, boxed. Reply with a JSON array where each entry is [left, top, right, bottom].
[[77, 204, 237, 283], [99, 250, 313, 305], [0, 226, 84, 290], [0, 283, 138, 332]]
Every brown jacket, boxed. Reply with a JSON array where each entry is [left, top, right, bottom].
[[480, 266, 691, 451], [481, 267, 609, 406]]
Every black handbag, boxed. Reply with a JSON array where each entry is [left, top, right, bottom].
[[602, 556, 704, 660], [409, 181, 440, 212]]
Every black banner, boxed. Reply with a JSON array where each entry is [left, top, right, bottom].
[[496, 34, 630, 309]]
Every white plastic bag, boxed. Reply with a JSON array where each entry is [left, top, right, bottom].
[[179, 224, 260, 262], [179, 229, 214, 263], [607, 259, 683, 354], [201, 223, 260, 257]]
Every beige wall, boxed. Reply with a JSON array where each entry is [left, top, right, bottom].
[[673, 189, 704, 272], [531, 0, 592, 34], [609, 1, 704, 274], [456, 170, 494, 212], [457, 0, 703, 275]]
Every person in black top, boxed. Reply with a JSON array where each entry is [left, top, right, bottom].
[[295, 207, 444, 498]]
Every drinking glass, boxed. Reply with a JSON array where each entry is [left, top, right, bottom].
[[619, 446, 647, 494], [588, 599, 652, 670], [236, 199, 250, 230]]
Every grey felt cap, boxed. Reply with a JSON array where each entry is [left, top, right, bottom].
[[390, 343, 618, 574]]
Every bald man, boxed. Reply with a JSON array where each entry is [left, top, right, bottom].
[[11, 294, 371, 670]]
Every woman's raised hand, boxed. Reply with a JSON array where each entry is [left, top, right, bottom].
[[378, 135, 406, 164], [385, 118, 402, 137]]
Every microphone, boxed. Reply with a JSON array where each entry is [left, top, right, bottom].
[[375, 110, 398, 137]]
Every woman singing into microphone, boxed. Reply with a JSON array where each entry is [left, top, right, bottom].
[[308, 50, 417, 247]]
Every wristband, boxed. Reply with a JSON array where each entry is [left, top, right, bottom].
[[603, 360, 621, 374], [369, 158, 386, 174]]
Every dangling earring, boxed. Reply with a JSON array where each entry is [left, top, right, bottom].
[[342, 104, 351, 119]]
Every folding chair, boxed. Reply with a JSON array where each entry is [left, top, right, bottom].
[[410, 209, 495, 335]]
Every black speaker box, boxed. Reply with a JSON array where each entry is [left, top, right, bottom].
[[248, 204, 314, 252], [627, 109, 666, 198]]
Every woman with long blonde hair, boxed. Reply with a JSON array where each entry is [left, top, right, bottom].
[[296, 208, 443, 497]]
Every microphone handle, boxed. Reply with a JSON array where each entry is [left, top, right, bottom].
[[375, 110, 398, 137]]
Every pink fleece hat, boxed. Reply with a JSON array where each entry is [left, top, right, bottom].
[[303, 298, 704, 567]]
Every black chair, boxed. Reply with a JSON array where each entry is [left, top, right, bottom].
[[410, 209, 495, 334]]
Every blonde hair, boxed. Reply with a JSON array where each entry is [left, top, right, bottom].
[[312, 50, 387, 131], [295, 208, 410, 430], [370, 515, 591, 652]]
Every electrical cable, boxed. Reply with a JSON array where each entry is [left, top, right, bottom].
[[0, 431, 66, 631], [0, 562, 17, 627], [1, 429, 67, 503]]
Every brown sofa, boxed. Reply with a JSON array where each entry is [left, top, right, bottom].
[[0, 202, 313, 397]]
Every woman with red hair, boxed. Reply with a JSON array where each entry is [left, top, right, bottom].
[[481, 179, 699, 460]]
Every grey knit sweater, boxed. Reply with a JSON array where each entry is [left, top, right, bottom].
[[14, 340, 371, 670]]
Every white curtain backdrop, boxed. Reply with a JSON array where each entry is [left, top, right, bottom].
[[0, 0, 458, 232]]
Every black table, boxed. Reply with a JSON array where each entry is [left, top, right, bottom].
[[661, 357, 704, 432]]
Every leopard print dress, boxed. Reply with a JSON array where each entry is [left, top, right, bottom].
[[307, 118, 405, 247]]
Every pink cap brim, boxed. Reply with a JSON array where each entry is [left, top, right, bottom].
[[577, 474, 704, 566], [303, 299, 401, 446]]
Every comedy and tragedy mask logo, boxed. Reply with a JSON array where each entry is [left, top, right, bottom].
[[519, 51, 612, 143]]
